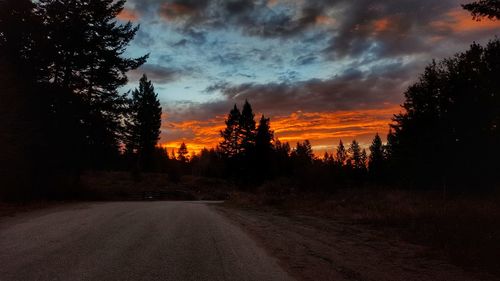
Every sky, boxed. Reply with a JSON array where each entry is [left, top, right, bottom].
[[118, 0, 500, 155]]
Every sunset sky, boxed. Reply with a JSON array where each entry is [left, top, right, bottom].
[[119, 0, 500, 155]]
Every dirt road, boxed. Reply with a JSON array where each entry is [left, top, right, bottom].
[[0, 202, 291, 281]]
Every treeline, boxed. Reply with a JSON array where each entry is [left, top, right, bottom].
[[175, 38, 500, 193], [0, 0, 163, 199], [166, 102, 393, 191]]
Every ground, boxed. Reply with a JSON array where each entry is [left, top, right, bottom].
[[216, 205, 498, 281]]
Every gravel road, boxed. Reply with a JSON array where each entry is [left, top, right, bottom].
[[0, 201, 292, 281]]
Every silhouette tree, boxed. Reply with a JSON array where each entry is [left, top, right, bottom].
[[0, 0, 52, 199], [254, 115, 274, 180], [463, 0, 500, 20], [126, 74, 162, 171], [360, 149, 368, 171], [177, 142, 189, 163], [219, 105, 242, 158], [1, 0, 147, 197], [368, 134, 385, 178], [35, 0, 148, 168], [255, 115, 274, 156], [240, 100, 257, 156], [348, 140, 364, 170], [323, 152, 334, 165], [335, 140, 347, 167], [292, 140, 314, 165], [389, 39, 500, 190]]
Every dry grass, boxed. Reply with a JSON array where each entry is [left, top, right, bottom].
[[79, 172, 231, 201], [226, 187, 500, 276], [80, 171, 171, 199]]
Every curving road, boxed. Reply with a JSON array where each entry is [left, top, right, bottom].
[[0, 202, 292, 281]]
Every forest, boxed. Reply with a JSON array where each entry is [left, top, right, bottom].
[[0, 0, 499, 201]]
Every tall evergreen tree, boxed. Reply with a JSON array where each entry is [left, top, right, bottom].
[[360, 149, 368, 171], [368, 134, 385, 176], [126, 74, 162, 170], [177, 142, 189, 163], [292, 140, 314, 165], [335, 140, 347, 167], [255, 115, 274, 156], [254, 115, 274, 180], [240, 100, 257, 156], [389, 39, 500, 189], [348, 140, 363, 170], [219, 105, 242, 158], [36, 0, 148, 167]]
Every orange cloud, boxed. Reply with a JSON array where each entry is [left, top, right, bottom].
[[315, 15, 335, 26], [373, 18, 390, 33], [431, 9, 500, 32], [117, 8, 139, 22], [160, 106, 400, 155]]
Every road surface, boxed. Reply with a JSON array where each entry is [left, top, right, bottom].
[[0, 202, 292, 281]]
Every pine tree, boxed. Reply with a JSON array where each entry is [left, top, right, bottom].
[[177, 142, 189, 163], [127, 74, 162, 171], [360, 149, 368, 171], [368, 134, 385, 175], [36, 0, 148, 167], [240, 100, 256, 156], [219, 104, 242, 158], [389, 39, 500, 189], [255, 115, 274, 156], [292, 140, 314, 164], [335, 140, 347, 167], [348, 140, 363, 169]]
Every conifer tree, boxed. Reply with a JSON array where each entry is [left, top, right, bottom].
[[240, 100, 257, 155], [255, 115, 274, 156], [126, 74, 162, 171], [335, 140, 347, 167], [219, 105, 242, 158], [177, 142, 189, 163], [360, 149, 368, 170], [292, 140, 314, 164], [389, 39, 500, 189], [368, 134, 385, 175], [36, 0, 148, 167], [348, 140, 363, 169]]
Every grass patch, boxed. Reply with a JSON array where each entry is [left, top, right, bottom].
[[226, 186, 500, 276]]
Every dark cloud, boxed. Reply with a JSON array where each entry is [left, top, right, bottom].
[[128, 0, 482, 61], [165, 60, 419, 122], [210, 52, 245, 66], [128, 64, 183, 84], [321, 0, 459, 59], [132, 0, 332, 38], [294, 54, 318, 65]]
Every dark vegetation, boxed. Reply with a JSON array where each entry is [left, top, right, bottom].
[[0, 0, 499, 200]]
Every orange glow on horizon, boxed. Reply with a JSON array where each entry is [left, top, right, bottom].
[[160, 106, 400, 156], [431, 9, 500, 32]]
